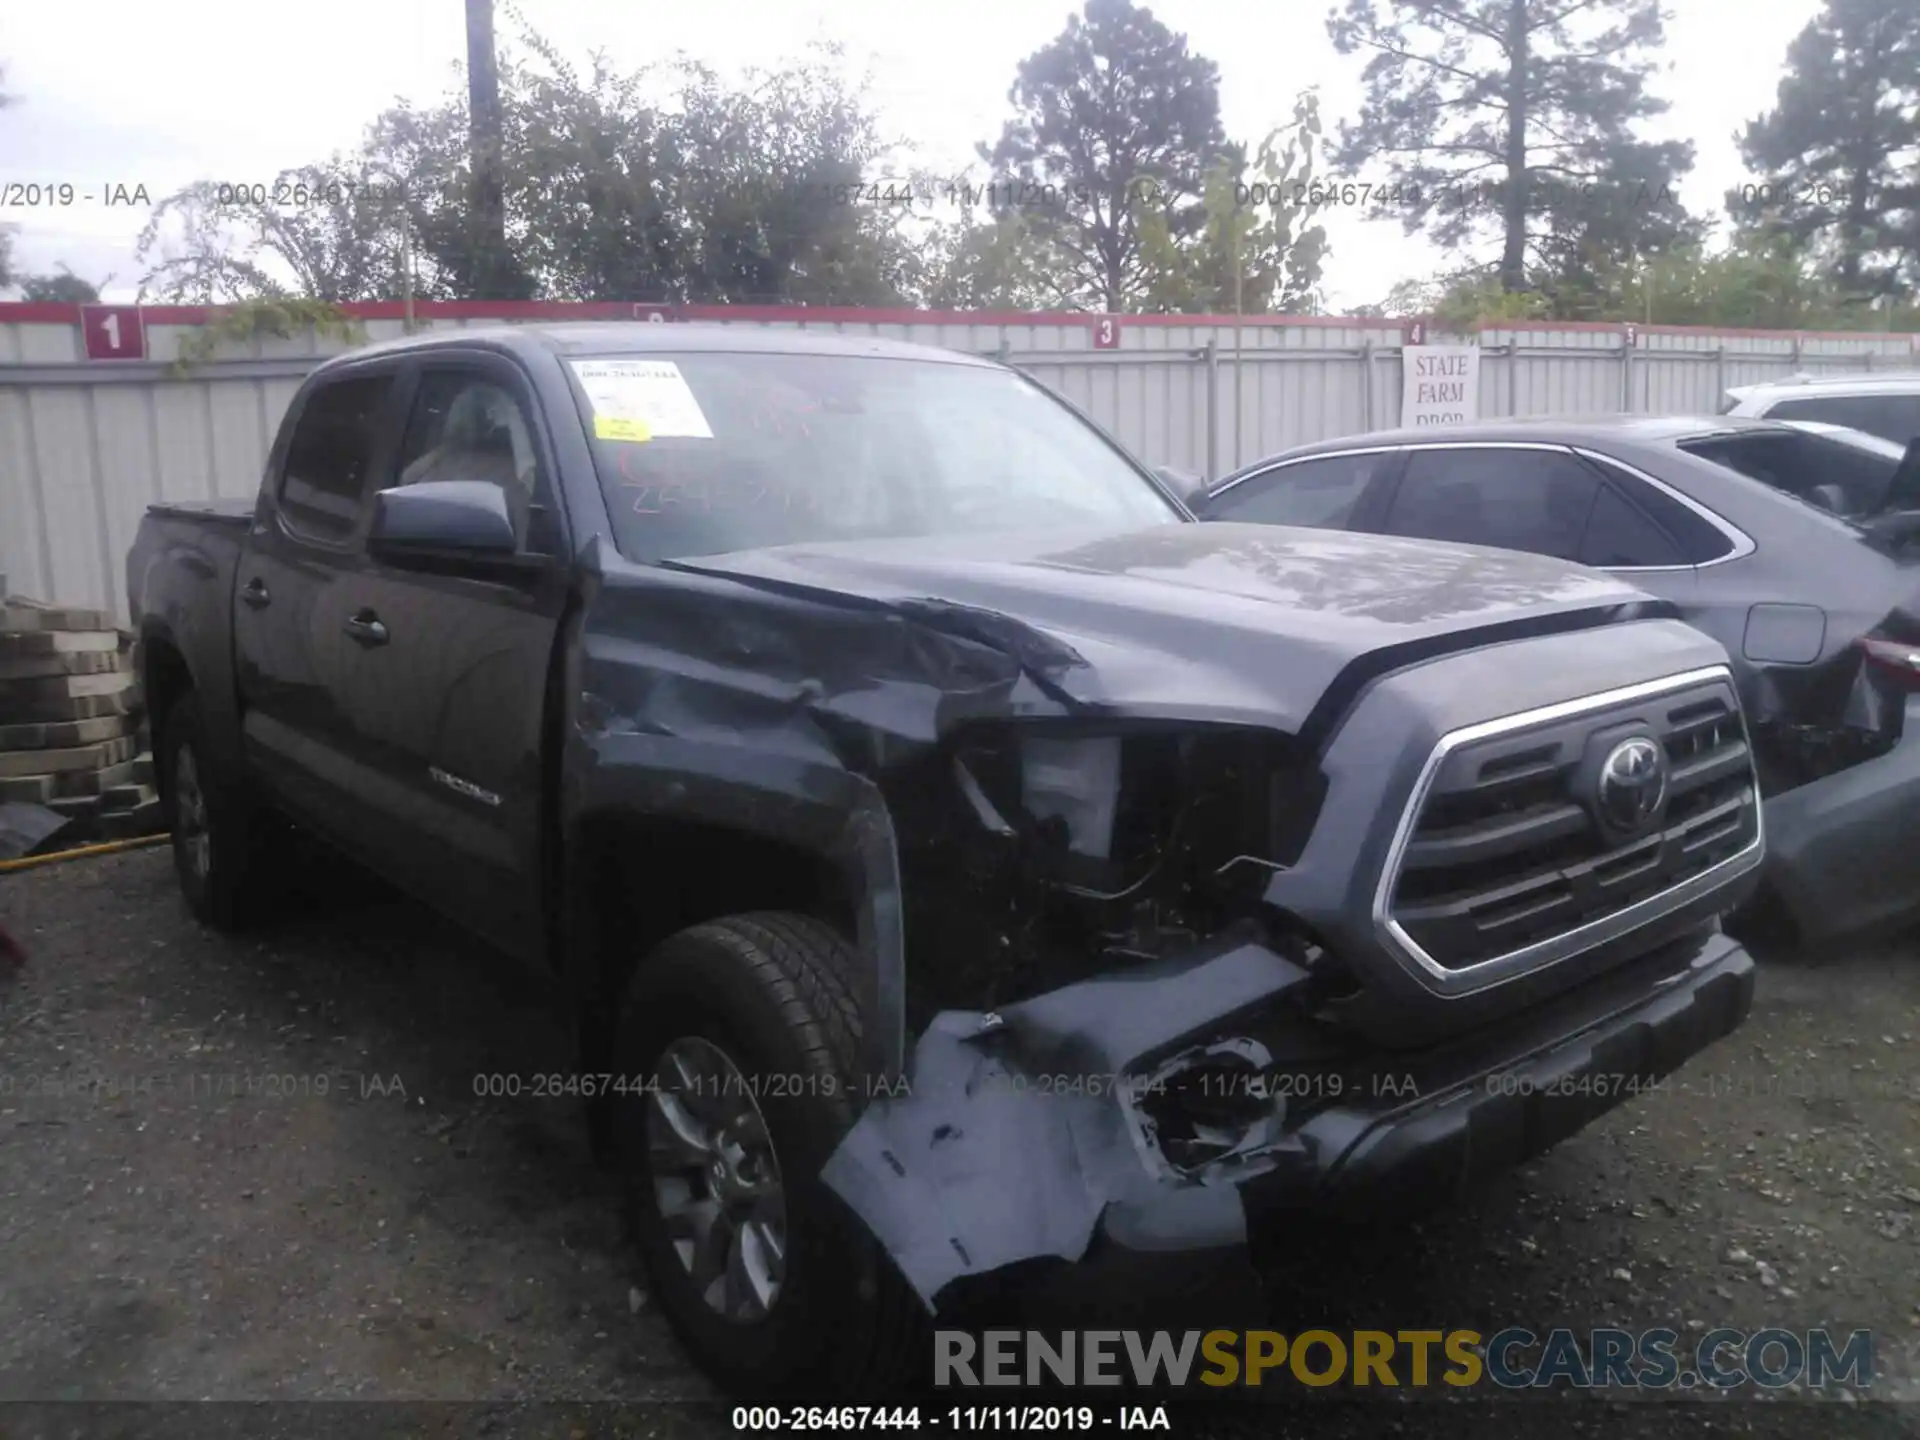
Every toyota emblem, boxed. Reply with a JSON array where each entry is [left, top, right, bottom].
[[1596, 736, 1668, 833]]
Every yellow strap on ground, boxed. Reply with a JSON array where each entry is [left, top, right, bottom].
[[0, 833, 170, 874]]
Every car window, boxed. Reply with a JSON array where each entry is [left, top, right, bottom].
[[1578, 454, 1737, 563], [396, 370, 556, 553], [1764, 394, 1920, 446], [1681, 430, 1897, 517], [1383, 448, 1599, 560], [277, 374, 395, 542], [1204, 453, 1382, 529], [1580, 484, 1684, 567]]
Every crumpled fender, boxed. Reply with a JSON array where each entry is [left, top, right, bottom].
[[558, 541, 1078, 1077]]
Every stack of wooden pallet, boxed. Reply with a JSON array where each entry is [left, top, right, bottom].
[[0, 596, 162, 842]]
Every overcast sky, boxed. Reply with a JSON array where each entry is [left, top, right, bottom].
[[0, 0, 1823, 308]]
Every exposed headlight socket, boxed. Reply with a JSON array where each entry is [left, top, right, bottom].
[[1019, 735, 1122, 859]]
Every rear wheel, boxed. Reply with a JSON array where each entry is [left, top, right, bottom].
[[158, 693, 275, 929], [609, 912, 922, 1395]]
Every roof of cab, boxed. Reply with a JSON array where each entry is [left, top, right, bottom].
[[315, 321, 1001, 371]]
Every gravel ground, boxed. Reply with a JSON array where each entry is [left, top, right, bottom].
[[3, 846, 1919, 1440]]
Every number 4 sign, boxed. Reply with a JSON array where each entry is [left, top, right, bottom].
[[81, 305, 146, 361]]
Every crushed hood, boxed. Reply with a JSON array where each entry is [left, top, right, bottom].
[[669, 521, 1669, 733]]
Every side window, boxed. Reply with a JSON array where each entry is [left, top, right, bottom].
[[1580, 485, 1684, 567], [1383, 448, 1599, 561], [1580, 455, 1736, 563], [1766, 394, 1920, 446], [277, 374, 394, 541], [1205, 453, 1383, 529], [395, 370, 554, 553]]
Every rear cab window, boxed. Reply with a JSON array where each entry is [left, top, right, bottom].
[[276, 373, 397, 542]]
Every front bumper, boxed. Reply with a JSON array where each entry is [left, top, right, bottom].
[[1763, 706, 1920, 943], [824, 924, 1753, 1308], [1260, 927, 1751, 1218]]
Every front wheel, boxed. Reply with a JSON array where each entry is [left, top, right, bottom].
[[609, 913, 922, 1396]]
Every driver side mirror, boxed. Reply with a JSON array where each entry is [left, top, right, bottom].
[[1155, 465, 1211, 514], [368, 480, 517, 556]]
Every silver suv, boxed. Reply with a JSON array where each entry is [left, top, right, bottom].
[[1721, 371, 1920, 445]]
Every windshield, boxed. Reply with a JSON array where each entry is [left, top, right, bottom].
[[569, 351, 1183, 563]]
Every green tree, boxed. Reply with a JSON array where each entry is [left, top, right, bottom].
[[982, 0, 1228, 310], [1328, 0, 1698, 294], [917, 208, 1075, 309], [1731, 0, 1920, 304], [18, 265, 101, 303], [133, 29, 917, 307], [135, 159, 415, 303], [1136, 91, 1331, 314], [1406, 233, 1920, 330], [666, 49, 918, 304]]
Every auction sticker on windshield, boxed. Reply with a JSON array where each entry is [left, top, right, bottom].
[[570, 359, 714, 441]]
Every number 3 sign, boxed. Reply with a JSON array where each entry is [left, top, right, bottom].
[[1091, 316, 1121, 349], [81, 305, 146, 361]]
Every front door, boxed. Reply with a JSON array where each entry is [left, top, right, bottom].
[[330, 353, 571, 963]]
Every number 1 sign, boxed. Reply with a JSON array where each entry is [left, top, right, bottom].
[[81, 305, 146, 361]]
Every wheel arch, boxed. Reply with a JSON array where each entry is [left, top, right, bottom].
[[561, 752, 907, 1081]]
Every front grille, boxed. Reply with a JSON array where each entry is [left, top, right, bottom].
[[1381, 671, 1760, 980]]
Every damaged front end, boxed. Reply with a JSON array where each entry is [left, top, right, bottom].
[[814, 721, 1370, 1306], [887, 721, 1336, 1016], [819, 639, 1761, 1312]]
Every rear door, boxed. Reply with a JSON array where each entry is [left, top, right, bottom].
[[329, 350, 572, 963], [234, 361, 408, 846]]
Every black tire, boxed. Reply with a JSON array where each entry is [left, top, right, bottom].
[[157, 693, 273, 930], [1723, 885, 1816, 964], [609, 912, 923, 1396]]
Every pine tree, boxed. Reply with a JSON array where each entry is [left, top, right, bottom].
[[1731, 0, 1920, 304]]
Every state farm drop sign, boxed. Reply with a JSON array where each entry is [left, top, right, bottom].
[[1401, 344, 1481, 427]]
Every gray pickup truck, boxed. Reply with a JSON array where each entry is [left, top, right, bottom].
[[127, 323, 1763, 1394]]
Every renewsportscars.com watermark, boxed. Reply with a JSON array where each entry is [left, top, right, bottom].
[[934, 1328, 1874, 1391]]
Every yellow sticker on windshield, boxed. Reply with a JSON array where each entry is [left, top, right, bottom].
[[595, 416, 653, 443]]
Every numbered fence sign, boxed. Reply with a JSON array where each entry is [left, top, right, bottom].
[[632, 305, 676, 324], [1091, 316, 1121, 350], [1402, 319, 1427, 347], [82, 305, 146, 361]]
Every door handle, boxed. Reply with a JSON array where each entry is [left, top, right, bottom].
[[241, 578, 271, 609], [343, 610, 389, 647]]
